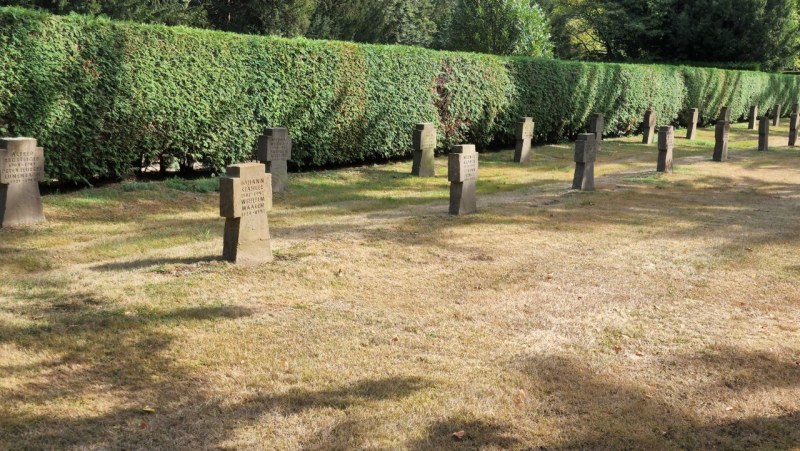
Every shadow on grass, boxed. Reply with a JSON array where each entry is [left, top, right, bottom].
[[406, 417, 522, 450], [91, 256, 225, 272], [252, 376, 429, 414], [0, 282, 429, 448], [401, 346, 800, 450], [516, 350, 800, 450]]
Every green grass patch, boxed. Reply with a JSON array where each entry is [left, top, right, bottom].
[[121, 181, 158, 192], [165, 177, 220, 193]]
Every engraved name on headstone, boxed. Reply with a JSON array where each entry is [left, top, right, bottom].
[[514, 117, 535, 163], [448, 144, 479, 215], [0, 137, 46, 227], [412, 123, 437, 177], [219, 163, 273, 264], [256, 127, 292, 193]]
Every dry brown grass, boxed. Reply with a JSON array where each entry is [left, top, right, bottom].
[[2, 122, 800, 450]]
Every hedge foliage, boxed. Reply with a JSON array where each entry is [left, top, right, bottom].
[[1, 7, 800, 183]]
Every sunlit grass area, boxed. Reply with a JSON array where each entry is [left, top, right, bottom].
[[2, 122, 799, 449]]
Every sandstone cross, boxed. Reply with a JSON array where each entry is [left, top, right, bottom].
[[572, 133, 596, 191], [758, 115, 770, 152], [448, 145, 479, 215], [718, 106, 731, 122], [686, 108, 698, 140], [219, 163, 273, 264], [412, 123, 437, 176], [514, 117, 535, 163], [589, 113, 604, 149], [0, 137, 45, 227], [642, 108, 656, 145], [657, 126, 674, 173], [257, 127, 292, 193], [712, 120, 730, 162], [748, 105, 758, 130], [772, 104, 781, 127], [790, 111, 799, 147]]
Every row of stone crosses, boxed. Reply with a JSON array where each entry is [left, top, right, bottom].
[[212, 102, 799, 264], [1, 103, 796, 265]]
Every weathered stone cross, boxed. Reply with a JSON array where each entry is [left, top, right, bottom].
[[758, 115, 770, 152], [713, 120, 730, 161], [0, 137, 45, 227], [572, 133, 596, 191], [589, 113, 604, 148], [657, 126, 674, 173], [412, 123, 436, 177], [448, 144, 479, 215], [219, 163, 273, 264], [642, 108, 656, 145], [514, 117, 534, 163], [257, 127, 292, 193], [748, 105, 758, 130], [686, 108, 698, 140]]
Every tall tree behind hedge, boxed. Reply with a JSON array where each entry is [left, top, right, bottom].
[[0, 0, 209, 25], [667, 0, 800, 71], [542, 0, 800, 71], [308, 0, 441, 47], [448, 0, 552, 56], [202, 0, 317, 36]]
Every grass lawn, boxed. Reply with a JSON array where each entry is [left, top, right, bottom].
[[1, 122, 799, 450]]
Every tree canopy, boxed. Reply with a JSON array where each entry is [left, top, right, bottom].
[[540, 0, 800, 71], [3, 0, 800, 69], [0, 0, 552, 57]]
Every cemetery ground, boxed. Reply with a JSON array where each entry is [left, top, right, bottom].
[[2, 123, 800, 450]]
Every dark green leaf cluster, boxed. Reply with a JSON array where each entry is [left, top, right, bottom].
[[541, 0, 800, 71], [1, 7, 799, 183]]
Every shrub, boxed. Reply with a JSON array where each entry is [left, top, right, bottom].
[[1, 6, 799, 183]]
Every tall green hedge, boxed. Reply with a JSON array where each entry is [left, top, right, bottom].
[[1, 7, 799, 183]]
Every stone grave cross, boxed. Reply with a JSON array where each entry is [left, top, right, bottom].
[[758, 114, 770, 152], [448, 145, 479, 215], [589, 113, 604, 154], [412, 123, 436, 176], [642, 108, 656, 145], [772, 104, 781, 127], [0, 137, 46, 227], [257, 127, 292, 193], [713, 120, 730, 161], [748, 105, 758, 130], [686, 108, 698, 140], [572, 133, 596, 191], [657, 126, 674, 173], [514, 117, 535, 163], [219, 163, 273, 264]]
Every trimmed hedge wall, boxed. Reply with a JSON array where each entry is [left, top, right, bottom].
[[1, 7, 800, 183]]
